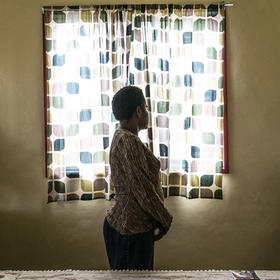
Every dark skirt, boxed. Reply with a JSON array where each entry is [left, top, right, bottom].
[[103, 217, 154, 270]]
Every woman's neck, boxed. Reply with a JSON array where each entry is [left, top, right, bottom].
[[119, 121, 139, 135]]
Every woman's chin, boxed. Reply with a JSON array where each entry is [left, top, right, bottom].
[[140, 125, 148, 131]]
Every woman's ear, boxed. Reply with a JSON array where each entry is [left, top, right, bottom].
[[136, 105, 142, 118]]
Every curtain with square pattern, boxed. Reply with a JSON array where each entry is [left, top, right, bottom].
[[43, 4, 226, 203]]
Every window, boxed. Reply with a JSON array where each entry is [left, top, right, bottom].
[[43, 4, 228, 203]]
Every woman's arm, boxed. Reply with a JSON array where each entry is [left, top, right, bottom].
[[118, 133, 173, 235]]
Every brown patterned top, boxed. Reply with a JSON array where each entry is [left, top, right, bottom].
[[105, 128, 173, 235]]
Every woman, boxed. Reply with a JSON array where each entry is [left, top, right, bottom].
[[103, 86, 173, 270]]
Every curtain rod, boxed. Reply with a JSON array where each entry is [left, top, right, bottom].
[[41, 3, 234, 13], [210, 1, 234, 6], [223, 2, 234, 6]]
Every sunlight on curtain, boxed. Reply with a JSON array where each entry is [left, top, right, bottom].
[[43, 5, 225, 202]]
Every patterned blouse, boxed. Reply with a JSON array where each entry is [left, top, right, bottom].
[[105, 128, 173, 235]]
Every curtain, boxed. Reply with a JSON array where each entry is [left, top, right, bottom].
[[43, 4, 226, 203]]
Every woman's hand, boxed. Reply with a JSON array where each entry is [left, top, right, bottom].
[[153, 227, 164, 242]]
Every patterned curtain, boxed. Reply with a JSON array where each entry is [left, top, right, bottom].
[[43, 4, 225, 203]]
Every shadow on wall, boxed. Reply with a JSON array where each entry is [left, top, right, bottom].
[[0, 125, 47, 212]]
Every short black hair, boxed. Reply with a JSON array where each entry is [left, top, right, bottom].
[[112, 86, 145, 121]]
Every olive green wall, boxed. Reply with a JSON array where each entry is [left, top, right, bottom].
[[0, 0, 279, 270]]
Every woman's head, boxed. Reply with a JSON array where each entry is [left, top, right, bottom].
[[112, 86, 148, 130]]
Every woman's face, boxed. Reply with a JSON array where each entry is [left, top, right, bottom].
[[139, 102, 149, 130]]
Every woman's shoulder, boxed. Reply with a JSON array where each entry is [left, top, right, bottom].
[[110, 129, 141, 155]]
